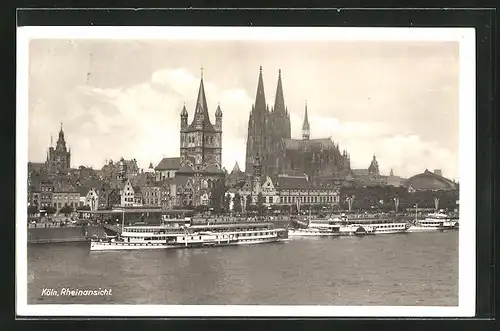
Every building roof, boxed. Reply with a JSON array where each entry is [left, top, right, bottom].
[[230, 162, 242, 174], [29, 171, 49, 190], [351, 169, 369, 177], [203, 165, 225, 174], [405, 169, 457, 190], [80, 179, 104, 190], [176, 164, 194, 174], [284, 138, 336, 150], [115, 178, 129, 190], [276, 175, 309, 190], [130, 173, 149, 187], [28, 162, 46, 173], [155, 157, 181, 171], [310, 178, 338, 190], [75, 186, 89, 197], [53, 180, 76, 193]]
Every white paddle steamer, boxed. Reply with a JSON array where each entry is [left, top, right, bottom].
[[90, 218, 288, 251]]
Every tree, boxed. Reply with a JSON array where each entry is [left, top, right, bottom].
[[233, 193, 242, 213], [210, 179, 225, 214], [45, 206, 56, 216], [60, 204, 74, 216], [28, 205, 39, 216], [223, 194, 232, 213], [245, 195, 252, 210], [77, 205, 91, 211], [256, 192, 264, 215]]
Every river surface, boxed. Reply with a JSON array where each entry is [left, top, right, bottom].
[[27, 231, 458, 306]]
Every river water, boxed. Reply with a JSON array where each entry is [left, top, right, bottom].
[[27, 231, 458, 306]]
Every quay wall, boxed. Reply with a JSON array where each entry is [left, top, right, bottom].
[[28, 226, 105, 244]]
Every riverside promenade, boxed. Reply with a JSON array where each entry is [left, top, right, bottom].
[[27, 225, 106, 244]]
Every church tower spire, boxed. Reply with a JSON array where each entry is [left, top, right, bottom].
[[302, 101, 310, 140], [190, 67, 214, 130], [47, 123, 71, 174], [254, 66, 266, 112], [274, 69, 285, 113], [180, 67, 221, 171], [195, 67, 209, 116]]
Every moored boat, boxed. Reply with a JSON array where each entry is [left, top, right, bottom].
[[336, 222, 410, 236], [288, 217, 342, 237], [407, 211, 459, 232], [90, 220, 288, 251]]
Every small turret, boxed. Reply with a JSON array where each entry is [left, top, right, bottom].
[[215, 103, 222, 131], [180, 103, 188, 129]]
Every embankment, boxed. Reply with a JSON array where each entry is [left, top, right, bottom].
[[27, 226, 105, 244]]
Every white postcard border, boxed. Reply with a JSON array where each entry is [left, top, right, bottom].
[[16, 26, 476, 317]]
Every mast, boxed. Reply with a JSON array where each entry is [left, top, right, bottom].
[[121, 209, 125, 233]]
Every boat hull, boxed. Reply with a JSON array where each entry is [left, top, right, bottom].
[[288, 230, 340, 237], [407, 225, 458, 233], [90, 237, 286, 251]]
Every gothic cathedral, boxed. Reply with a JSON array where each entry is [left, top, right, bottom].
[[245, 67, 291, 176], [245, 67, 351, 180]]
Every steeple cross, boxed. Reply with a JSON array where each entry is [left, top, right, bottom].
[[200, 66, 204, 78]]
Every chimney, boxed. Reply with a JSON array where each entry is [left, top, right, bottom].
[[434, 169, 443, 177]]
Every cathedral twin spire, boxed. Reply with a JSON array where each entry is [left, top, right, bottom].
[[253, 66, 287, 115], [274, 69, 286, 113], [254, 66, 267, 112]]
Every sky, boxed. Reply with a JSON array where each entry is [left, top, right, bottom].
[[27, 38, 460, 180]]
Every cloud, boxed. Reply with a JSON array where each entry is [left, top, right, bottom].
[[289, 114, 458, 179], [27, 40, 459, 181], [28, 66, 458, 180], [29, 68, 255, 172]]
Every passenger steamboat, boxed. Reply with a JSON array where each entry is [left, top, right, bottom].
[[290, 214, 410, 237], [288, 218, 341, 237], [90, 218, 288, 251], [407, 211, 459, 232]]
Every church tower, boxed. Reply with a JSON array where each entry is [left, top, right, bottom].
[[265, 69, 292, 177], [270, 69, 291, 141], [302, 101, 310, 140], [368, 154, 380, 176], [46, 122, 71, 174], [245, 66, 268, 175], [179, 68, 222, 169], [252, 153, 262, 197]]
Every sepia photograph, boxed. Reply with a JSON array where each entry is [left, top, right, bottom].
[[16, 26, 475, 317]]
